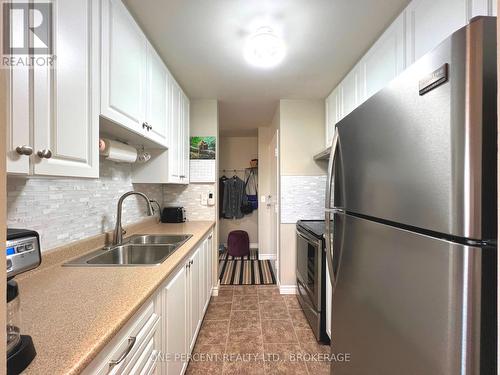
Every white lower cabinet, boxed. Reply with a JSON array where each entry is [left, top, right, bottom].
[[82, 301, 160, 375], [84, 232, 214, 375], [164, 264, 188, 375]]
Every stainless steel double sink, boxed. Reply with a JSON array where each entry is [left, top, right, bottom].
[[64, 234, 193, 267]]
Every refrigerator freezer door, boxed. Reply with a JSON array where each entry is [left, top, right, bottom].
[[330, 213, 496, 375], [331, 17, 496, 241]]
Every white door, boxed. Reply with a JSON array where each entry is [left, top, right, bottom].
[[32, 0, 99, 178], [164, 266, 188, 375], [269, 130, 280, 279], [188, 248, 201, 352], [145, 42, 168, 146], [101, 0, 146, 134], [405, 0, 468, 65]]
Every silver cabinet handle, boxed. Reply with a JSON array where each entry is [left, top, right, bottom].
[[142, 122, 152, 131], [37, 149, 52, 159], [109, 336, 136, 370], [16, 145, 33, 156], [179, 175, 186, 178]]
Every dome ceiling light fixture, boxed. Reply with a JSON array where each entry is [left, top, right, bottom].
[[244, 26, 286, 68]]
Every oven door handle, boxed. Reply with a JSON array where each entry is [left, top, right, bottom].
[[296, 229, 323, 248]]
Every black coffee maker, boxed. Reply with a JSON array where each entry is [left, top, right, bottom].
[[6, 229, 41, 375]]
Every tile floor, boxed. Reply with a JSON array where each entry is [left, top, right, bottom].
[[186, 285, 331, 375]]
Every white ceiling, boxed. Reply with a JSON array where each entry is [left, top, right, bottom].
[[124, 0, 410, 135]]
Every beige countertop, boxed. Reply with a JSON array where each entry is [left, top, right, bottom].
[[17, 219, 215, 375]]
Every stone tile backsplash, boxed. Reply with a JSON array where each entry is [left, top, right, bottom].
[[163, 183, 217, 221], [7, 159, 163, 252], [280, 175, 327, 224]]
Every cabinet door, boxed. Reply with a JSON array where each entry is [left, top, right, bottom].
[[101, 0, 146, 134], [188, 248, 201, 352], [32, 0, 99, 178], [325, 88, 340, 147], [199, 240, 207, 314], [339, 67, 360, 120], [168, 80, 183, 183], [180, 93, 190, 183], [361, 13, 405, 100], [206, 234, 213, 300], [6, 54, 30, 174], [145, 43, 168, 146], [164, 266, 188, 375], [405, 0, 468, 65]]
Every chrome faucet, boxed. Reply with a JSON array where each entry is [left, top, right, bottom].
[[113, 191, 154, 246]]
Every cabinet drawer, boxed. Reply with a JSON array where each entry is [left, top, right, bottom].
[[83, 301, 159, 375]]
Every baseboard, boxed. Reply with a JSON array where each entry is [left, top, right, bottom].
[[211, 285, 219, 296], [259, 254, 277, 260], [279, 285, 297, 294], [222, 242, 259, 249]]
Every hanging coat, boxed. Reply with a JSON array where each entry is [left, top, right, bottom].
[[222, 176, 246, 219]]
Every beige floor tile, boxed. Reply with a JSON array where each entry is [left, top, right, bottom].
[[261, 320, 297, 344], [300, 341, 332, 374], [283, 295, 302, 309], [227, 328, 263, 346], [211, 289, 234, 303], [288, 309, 310, 329], [294, 327, 317, 344], [232, 295, 259, 310], [197, 320, 229, 345], [259, 301, 290, 320], [205, 302, 232, 320], [229, 310, 260, 330], [232, 285, 258, 295], [263, 343, 308, 375], [222, 359, 266, 375]]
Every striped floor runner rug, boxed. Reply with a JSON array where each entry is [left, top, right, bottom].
[[218, 249, 276, 285]]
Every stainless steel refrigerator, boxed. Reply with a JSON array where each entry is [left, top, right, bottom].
[[325, 16, 497, 375]]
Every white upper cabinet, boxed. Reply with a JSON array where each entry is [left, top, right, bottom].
[[325, 86, 340, 147], [101, 0, 147, 135], [145, 43, 168, 146], [6, 63, 30, 175], [362, 13, 405, 100], [31, 0, 99, 178], [101, 0, 188, 151], [324, 0, 496, 146], [405, 0, 468, 65]]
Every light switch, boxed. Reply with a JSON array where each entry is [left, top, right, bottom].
[[261, 195, 267, 203]]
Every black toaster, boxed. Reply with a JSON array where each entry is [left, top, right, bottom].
[[161, 207, 186, 223]]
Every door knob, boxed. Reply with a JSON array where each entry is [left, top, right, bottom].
[[15, 145, 33, 156], [37, 149, 52, 159]]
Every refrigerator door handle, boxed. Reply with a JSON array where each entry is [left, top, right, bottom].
[[325, 128, 339, 287]]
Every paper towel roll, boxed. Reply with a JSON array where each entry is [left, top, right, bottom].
[[100, 139, 137, 163]]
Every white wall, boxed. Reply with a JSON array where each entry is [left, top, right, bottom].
[[219, 136, 258, 245], [278, 99, 326, 287]]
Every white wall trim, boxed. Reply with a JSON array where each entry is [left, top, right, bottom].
[[211, 285, 219, 296], [279, 284, 297, 295], [259, 254, 277, 261], [222, 242, 259, 249]]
